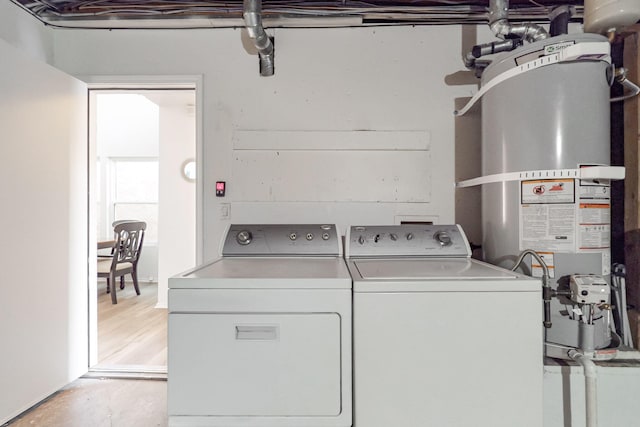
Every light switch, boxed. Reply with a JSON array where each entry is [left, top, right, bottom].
[[220, 203, 230, 220]]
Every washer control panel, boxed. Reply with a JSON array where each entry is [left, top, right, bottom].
[[346, 224, 471, 258], [222, 224, 341, 256]]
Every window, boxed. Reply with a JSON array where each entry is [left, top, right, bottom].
[[111, 159, 159, 242]]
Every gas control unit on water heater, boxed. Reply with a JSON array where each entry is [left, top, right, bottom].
[[570, 275, 610, 305]]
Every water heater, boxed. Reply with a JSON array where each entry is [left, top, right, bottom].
[[479, 33, 619, 353]]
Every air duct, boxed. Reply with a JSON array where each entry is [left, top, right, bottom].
[[243, 0, 274, 77], [489, 0, 549, 43]]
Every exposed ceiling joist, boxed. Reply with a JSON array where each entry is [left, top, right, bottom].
[[11, 0, 585, 28]]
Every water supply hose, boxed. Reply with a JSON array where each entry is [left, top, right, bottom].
[[511, 249, 552, 328], [611, 67, 640, 102]]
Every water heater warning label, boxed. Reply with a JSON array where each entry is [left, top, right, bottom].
[[521, 178, 575, 204], [520, 203, 576, 251], [519, 177, 611, 256], [519, 179, 576, 251], [578, 204, 610, 250]]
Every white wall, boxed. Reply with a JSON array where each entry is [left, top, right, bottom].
[[51, 25, 480, 262], [0, 38, 88, 424], [0, 1, 52, 63], [156, 94, 196, 308], [95, 94, 160, 162]]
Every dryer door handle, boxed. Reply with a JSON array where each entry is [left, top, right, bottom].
[[235, 325, 279, 340]]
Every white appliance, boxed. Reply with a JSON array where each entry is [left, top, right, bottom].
[[345, 224, 543, 427], [168, 224, 352, 427]]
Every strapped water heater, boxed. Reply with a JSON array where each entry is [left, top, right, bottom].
[[457, 30, 632, 359]]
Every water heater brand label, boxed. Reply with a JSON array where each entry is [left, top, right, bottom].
[[544, 41, 576, 55]]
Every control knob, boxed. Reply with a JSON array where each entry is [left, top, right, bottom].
[[434, 231, 452, 246], [236, 230, 253, 245]]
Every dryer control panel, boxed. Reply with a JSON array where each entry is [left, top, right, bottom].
[[222, 224, 341, 256], [346, 224, 471, 258]]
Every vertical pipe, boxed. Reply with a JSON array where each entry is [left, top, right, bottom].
[[549, 6, 572, 37], [568, 350, 598, 427]]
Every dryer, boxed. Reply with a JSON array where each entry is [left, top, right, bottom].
[[168, 224, 352, 427], [346, 224, 542, 427]]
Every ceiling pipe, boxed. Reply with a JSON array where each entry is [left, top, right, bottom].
[[464, 0, 549, 72], [549, 5, 572, 37], [243, 0, 274, 77], [489, 0, 549, 43]]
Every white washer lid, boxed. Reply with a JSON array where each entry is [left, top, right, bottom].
[[352, 258, 517, 280], [349, 258, 541, 292]]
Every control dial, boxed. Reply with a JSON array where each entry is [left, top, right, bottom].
[[236, 230, 253, 245], [434, 231, 452, 246]]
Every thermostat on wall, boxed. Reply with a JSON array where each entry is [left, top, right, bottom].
[[216, 181, 226, 197]]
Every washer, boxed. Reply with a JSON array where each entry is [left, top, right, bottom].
[[345, 224, 542, 427], [168, 224, 352, 427]]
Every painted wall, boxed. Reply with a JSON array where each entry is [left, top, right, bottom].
[[51, 25, 482, 262], [95, 93, 160, 163], [156, 95, 197, 308], [0, 2, 52, 63], [0, 38, 88, 424]]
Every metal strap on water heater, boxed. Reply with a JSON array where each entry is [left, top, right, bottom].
[[456, 166, 625, 188], [454, 42, 611, 117]]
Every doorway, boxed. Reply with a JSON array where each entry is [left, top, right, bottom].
[[89, 88, 197, 373]]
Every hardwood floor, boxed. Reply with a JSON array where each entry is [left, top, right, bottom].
[[4, 378, 167, 427], [95, 281, 167, 369]]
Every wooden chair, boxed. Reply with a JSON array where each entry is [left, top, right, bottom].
[[98, 220, 147, 304]]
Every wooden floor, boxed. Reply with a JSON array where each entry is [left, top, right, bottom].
[[4, 378, 167, 427], [96, 281, 167, 369]]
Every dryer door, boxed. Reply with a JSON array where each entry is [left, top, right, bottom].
[[169, 312, 342, 416]]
